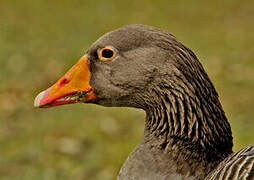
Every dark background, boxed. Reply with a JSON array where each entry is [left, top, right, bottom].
[[0, 0, 254, 179]]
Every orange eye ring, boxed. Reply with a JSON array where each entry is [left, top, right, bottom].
[[98, 47, 116, 61]]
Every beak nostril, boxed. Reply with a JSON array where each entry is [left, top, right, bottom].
[[59, 76, 71, 88]]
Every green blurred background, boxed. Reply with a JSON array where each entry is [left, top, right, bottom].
[[0, 0, 254, 179]]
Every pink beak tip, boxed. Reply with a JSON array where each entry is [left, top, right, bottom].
[[34, 90, 46, 108]]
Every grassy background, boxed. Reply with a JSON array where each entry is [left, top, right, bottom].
[[0, 0, 254, 179]]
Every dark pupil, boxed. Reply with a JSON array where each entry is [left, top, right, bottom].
[[102, 49, 114, 58]]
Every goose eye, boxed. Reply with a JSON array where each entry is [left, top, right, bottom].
[[98, 47, 116, 61]]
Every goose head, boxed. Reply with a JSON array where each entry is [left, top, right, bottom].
[[34, 24, 210, 110]]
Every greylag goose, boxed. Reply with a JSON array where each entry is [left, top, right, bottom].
[[34, 24, 254, 180]]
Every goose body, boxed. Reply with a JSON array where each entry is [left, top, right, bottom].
[[34, 24, 254, 180], [206, 145, 254, 180]]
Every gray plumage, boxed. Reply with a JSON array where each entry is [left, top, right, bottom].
[[206, 145, 254, 180], [82, 24, 253, 179]]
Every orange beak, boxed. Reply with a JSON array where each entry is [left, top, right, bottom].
[[34, 55, 96, 108]]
